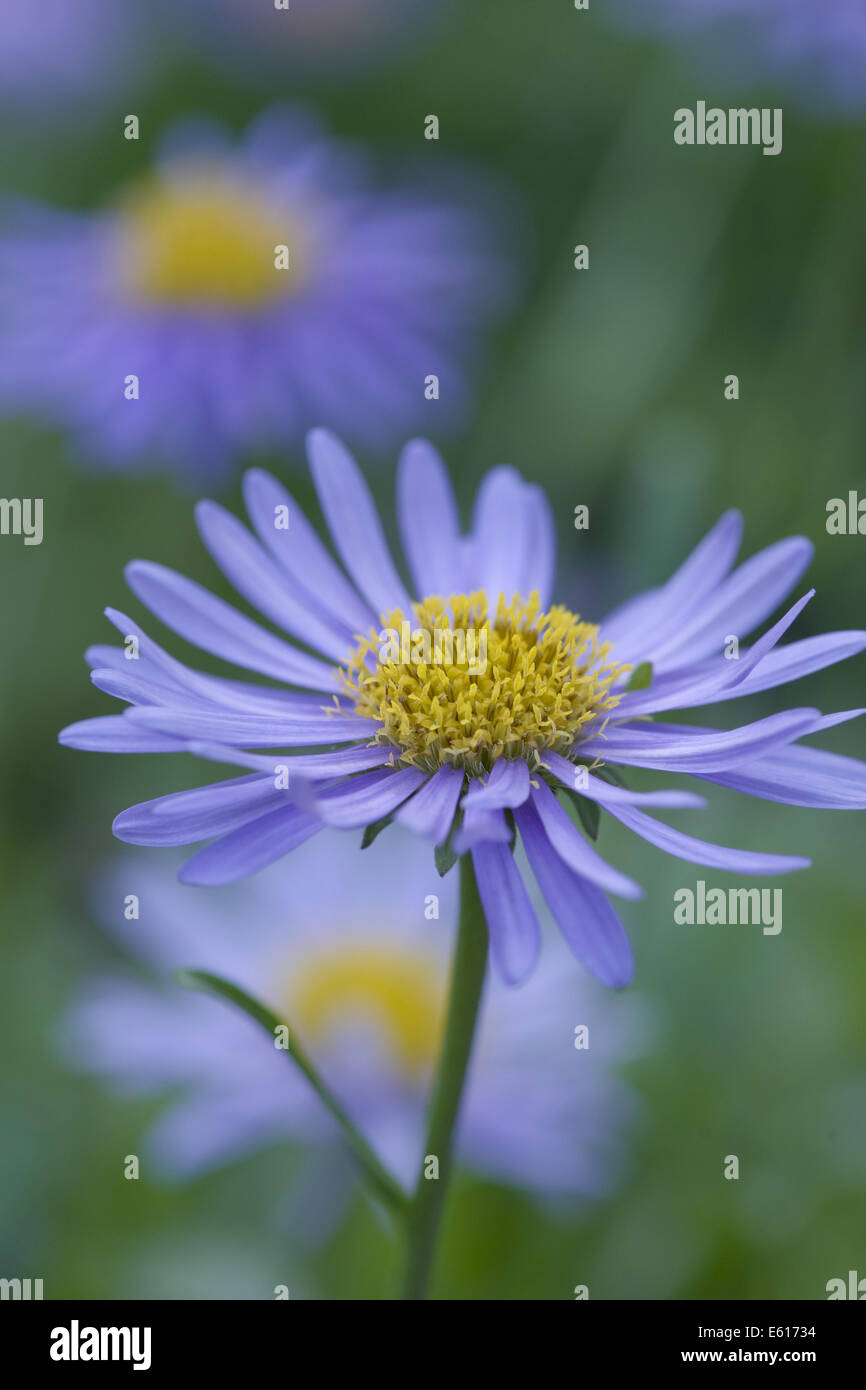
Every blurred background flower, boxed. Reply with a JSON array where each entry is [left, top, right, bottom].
[[62, 830, 643, 1202], [2, 0, 866, 1301], [0, 0, 147, 112], [612, 0, 866, 112], [0, 107, 513, 484]]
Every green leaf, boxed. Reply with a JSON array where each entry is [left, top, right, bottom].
[[556, 786, 601, 840], [625, 661, 653, 692], [176, 969, 408, 1215], [435, 805, 464, 877], [361, 813, 395, 849]]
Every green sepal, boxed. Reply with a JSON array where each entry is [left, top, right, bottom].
[[625, 661, 653, 691], [434, 807, 464, 877], [557, 786, 601, 840], [361, 812, 395, 849]]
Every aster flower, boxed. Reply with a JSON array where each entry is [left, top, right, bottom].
[[0, 0, 144, 110], [615, 0, 866, 112], [60, 429, 866, 991], [63, 831, 641, 1196], [0, 109, 510, 482]]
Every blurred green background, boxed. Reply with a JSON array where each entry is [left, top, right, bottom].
[[1, 1, 864, 1299]]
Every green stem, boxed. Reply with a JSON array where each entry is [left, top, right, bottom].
[[176, 968, 409, 1216], [401, 855, 489, 1300]]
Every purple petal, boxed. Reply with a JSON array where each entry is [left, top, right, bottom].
[[540, 751, 706, 808], [307, 429, 413, 616], [601, 510, 743, 656], [470, 840, 541, 984], [184, 740, 388, 780], [394, 764, 463, 842], [452, 803, 513, 852], [471, 466, 531, 602], [515, 797, 634, 988], [605, 803, 811, 875], [305, 766, 426, 828], [521, 484, 556, 607], [242, 467, 374, 636], [125, 560, 339, 692], [195, 500, 356, 662], [397, 438, 462, 598], [98, 609, 331, 716], [463, 758, 530, 810], [614, 589, 815, 718], [58, 715, 187, 753], [703, 742, 866, 809], [179, 802, 323, 885], [113, 775, 290, 847], [528, 780, 643, 899], [650, 536, 814, 672], [124, 705, 378, 747], [631, 631, 866, 714], [582, 708, 823, 773]]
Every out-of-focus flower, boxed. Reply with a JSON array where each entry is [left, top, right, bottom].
[[0, 109, 512, 482], [614, 0, 866, 112], [63, 830, 641, 1192], [60, 431, 866, 987], [0, 0, 144, 109]]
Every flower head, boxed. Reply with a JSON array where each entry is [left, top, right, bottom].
[[62, 830, 640, 1192], [344, 593, 627, 776], [0, 0, 144, 109], [0, 110, 511, 481], [60, 431, 866, 986], [615, 0, 866, 111]]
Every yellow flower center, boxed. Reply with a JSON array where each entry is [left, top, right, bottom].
[[287, 945, 442, 1080], [342, 591, 628, 776], [115, 164, 307, 307]]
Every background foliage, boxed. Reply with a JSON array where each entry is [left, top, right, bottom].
[[1, 1, 864, 1299]]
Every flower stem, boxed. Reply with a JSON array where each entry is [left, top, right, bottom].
[[401, 854, 489, 1300], [176, 968, 409, 1215]]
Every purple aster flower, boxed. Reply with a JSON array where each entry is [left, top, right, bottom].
[[62, 831, 642, 1193], [0, 109, 511, 483], [60, 429, 866, 987], [615, 0, 866, 111], [0, 0, 145, 109]]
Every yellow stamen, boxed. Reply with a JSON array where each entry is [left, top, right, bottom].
[[115, 164, 306, 307], [341, 591, 629, 776]]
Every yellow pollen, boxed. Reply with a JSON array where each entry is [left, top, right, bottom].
[[287, 946, 442, 1079], [341, 591, 629, 776], [115, 165, 307, 307]]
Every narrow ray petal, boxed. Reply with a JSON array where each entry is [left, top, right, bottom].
[[394, 764, 463, 842], [471, 838, 541, 984], [529, 780, 643, 899], [515, 798, 634, 988], [179, 803, 323, 885], [308, 428, 413, 616], [605, 803, 810, 875]]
